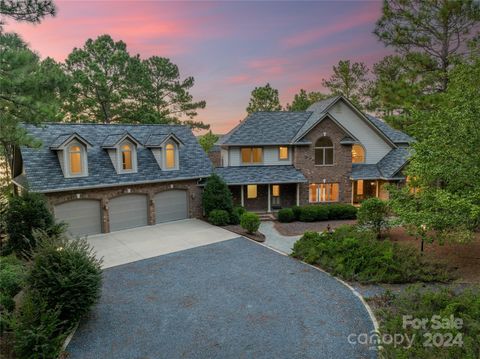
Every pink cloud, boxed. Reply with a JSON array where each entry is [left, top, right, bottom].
[[282, 6, 380, 49]]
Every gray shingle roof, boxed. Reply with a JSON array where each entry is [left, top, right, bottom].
[[101, 133, 134, 148], [365, 115, 414, 144], [218, 112, 313, 145], [351, 147, 411, 180], [144, 133, 170, 147], [21, 123, 212, 193], [215, 165, 307, 185]]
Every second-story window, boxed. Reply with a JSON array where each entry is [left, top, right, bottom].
[[166, 143, 176, 169], [121, 144, 133, 170], [69, 145, 83, 175], [315, 137, 334, 165], [279, 146, 289, 160], [241, 147, 262, 164], [352, 144, 365, 163]]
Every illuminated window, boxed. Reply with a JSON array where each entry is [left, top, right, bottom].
[[272, 185, 280, 197], [352, 144, 365, 163], [314, 137, 334, 165], [241, 147, 263, 164], [166, 143, 176, 169], [121, 144, 133, 170], [357, 180, 364, 195], [69, 145, 82, 175], [309, 183, 339, 203], [279, 146, 288, 160], [247, 185, 257, 199]]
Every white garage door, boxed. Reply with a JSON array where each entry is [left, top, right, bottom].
[[54, 200, 102, 237], [154, 190, 188, 223], [109, 194, 148, 232]]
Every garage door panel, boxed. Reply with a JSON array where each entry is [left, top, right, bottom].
[[154, 190, 187, 223], [54, 200, 102, 237], [109, 194, 148, 232]]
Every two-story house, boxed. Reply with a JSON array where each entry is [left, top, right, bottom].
[[212, 96, 413, 212], [12, 123, 212, 236]]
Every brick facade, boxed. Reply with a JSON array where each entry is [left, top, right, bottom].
[[230, 183, 297, 212], [293, 116, 353, 204], [45, 179, 203, 233]]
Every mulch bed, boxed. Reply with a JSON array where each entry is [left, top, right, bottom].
[[222, 225, 266, 242], [273, 219, 357, 236], [386, 227, 480, 284]]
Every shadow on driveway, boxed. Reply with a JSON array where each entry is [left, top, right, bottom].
[[67, 237, 375, 359]]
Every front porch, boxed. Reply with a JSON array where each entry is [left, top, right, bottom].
[[351, 179, 391, 205], [230, 183, 300, 213]]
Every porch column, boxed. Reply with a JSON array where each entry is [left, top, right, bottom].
[[376, 180, 380, 198], [240, 185, 244, 207], [296, 183, 300, 206], [267, 184, 271, 213], [351, 181, 355, 205]]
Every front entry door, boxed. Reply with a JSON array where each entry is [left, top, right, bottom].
[[271, 184, 281, 208]]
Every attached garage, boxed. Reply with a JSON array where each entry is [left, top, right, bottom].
[[109, 194, 148, 232], [154, 190, 188, 223], [54, 200, 102, 237]]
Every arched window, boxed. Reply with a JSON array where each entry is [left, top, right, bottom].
[[351, 144, 365, 163], [69, 145, 82, 174], [121, 143, 133, 170], [165, 142, 176, 169], [315, 137, 334, 165]]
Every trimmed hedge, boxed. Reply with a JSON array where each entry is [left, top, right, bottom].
[[277, 208, 295, 223], [229, 206, 246, 225], [240, 212, 260, 234], [278, 204, 357, 223], [208, 209, 230, 226]]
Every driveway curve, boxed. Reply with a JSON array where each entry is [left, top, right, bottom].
[[67, 237, 375, 359]]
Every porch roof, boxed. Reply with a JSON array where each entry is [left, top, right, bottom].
[[215, 165, 307, 185]]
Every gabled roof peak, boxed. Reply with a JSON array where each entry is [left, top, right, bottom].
[[49, 132, 93, 150], [101, 132, 141, 148]]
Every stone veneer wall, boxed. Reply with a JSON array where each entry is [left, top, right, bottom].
[[293, 116, 353, 204], [45, 179, 203, 233]]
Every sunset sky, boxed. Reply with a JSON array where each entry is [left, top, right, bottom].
[[6, 1, 393, 133]]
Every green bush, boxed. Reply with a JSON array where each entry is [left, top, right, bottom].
[[0, 255, 27, 331], [229, 206, 246, 225], [28, 231, 102, 326], [298, 206, 318, 222], [291, 206, 302, 220], [376, 287, 480, 358], [277, 208, 295, 223], [357, 197, 389, 238], [291, 225, 452, 283], [327, 203, 357, 220], [208, 209, 230, 226], [4, 192, 64, 258], [313, 205, 329, 221], [240, 212, 260, 234], [12, 292, 66, 359], [202, 174, 233, 216]]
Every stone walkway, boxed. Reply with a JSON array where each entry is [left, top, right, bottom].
[[260, 221, 301, 254]]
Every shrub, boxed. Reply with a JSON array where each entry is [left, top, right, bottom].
[[298, 206, 317, 222], [240, 212, 260, 234], [12, 292, 66, 359], [229, 206, 246, 225], [313, 205, 329, 221], [376, 287, 480, 358], [291, 225, 452, 283], [4, 192, 64, 258], [277, 208, 295, 223], [357, 197, 389, 238], [28, 231, 102, 325], [208, 209, 230, 226], [0, 255, 27, 331], [202, 174, 233, 216], [291, 206, 302, 220], [327, 204, 357, 220]]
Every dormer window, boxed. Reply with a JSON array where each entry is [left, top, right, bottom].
[[352, 144, 365, 163], [69, 145, 83, 174], [145, 133, 183, 170], [121, 143, 133, 170], [165, 143, 176, 169]]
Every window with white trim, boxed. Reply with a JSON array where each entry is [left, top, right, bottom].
[[164, 141, 178, 170], [247, 185, 257, 199], [278, 146, 289, 160], [351, 144, 365, 163], [66, 142, 88, 177], [117, 140, 137, 173], [241, 147, 263, 164], [309, 183, 339, 203], [121, 144, 133, 170], [314, 137, 334, 165]]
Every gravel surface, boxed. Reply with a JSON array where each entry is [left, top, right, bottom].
[[67, 237, 375, 359]]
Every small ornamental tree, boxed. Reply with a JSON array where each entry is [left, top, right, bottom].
[[357, 198, 390, 239], [202, 173, 233, 216], [4, 192, 63, 257]]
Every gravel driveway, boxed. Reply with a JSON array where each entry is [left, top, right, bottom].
[[66, 237, 375, 359]]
